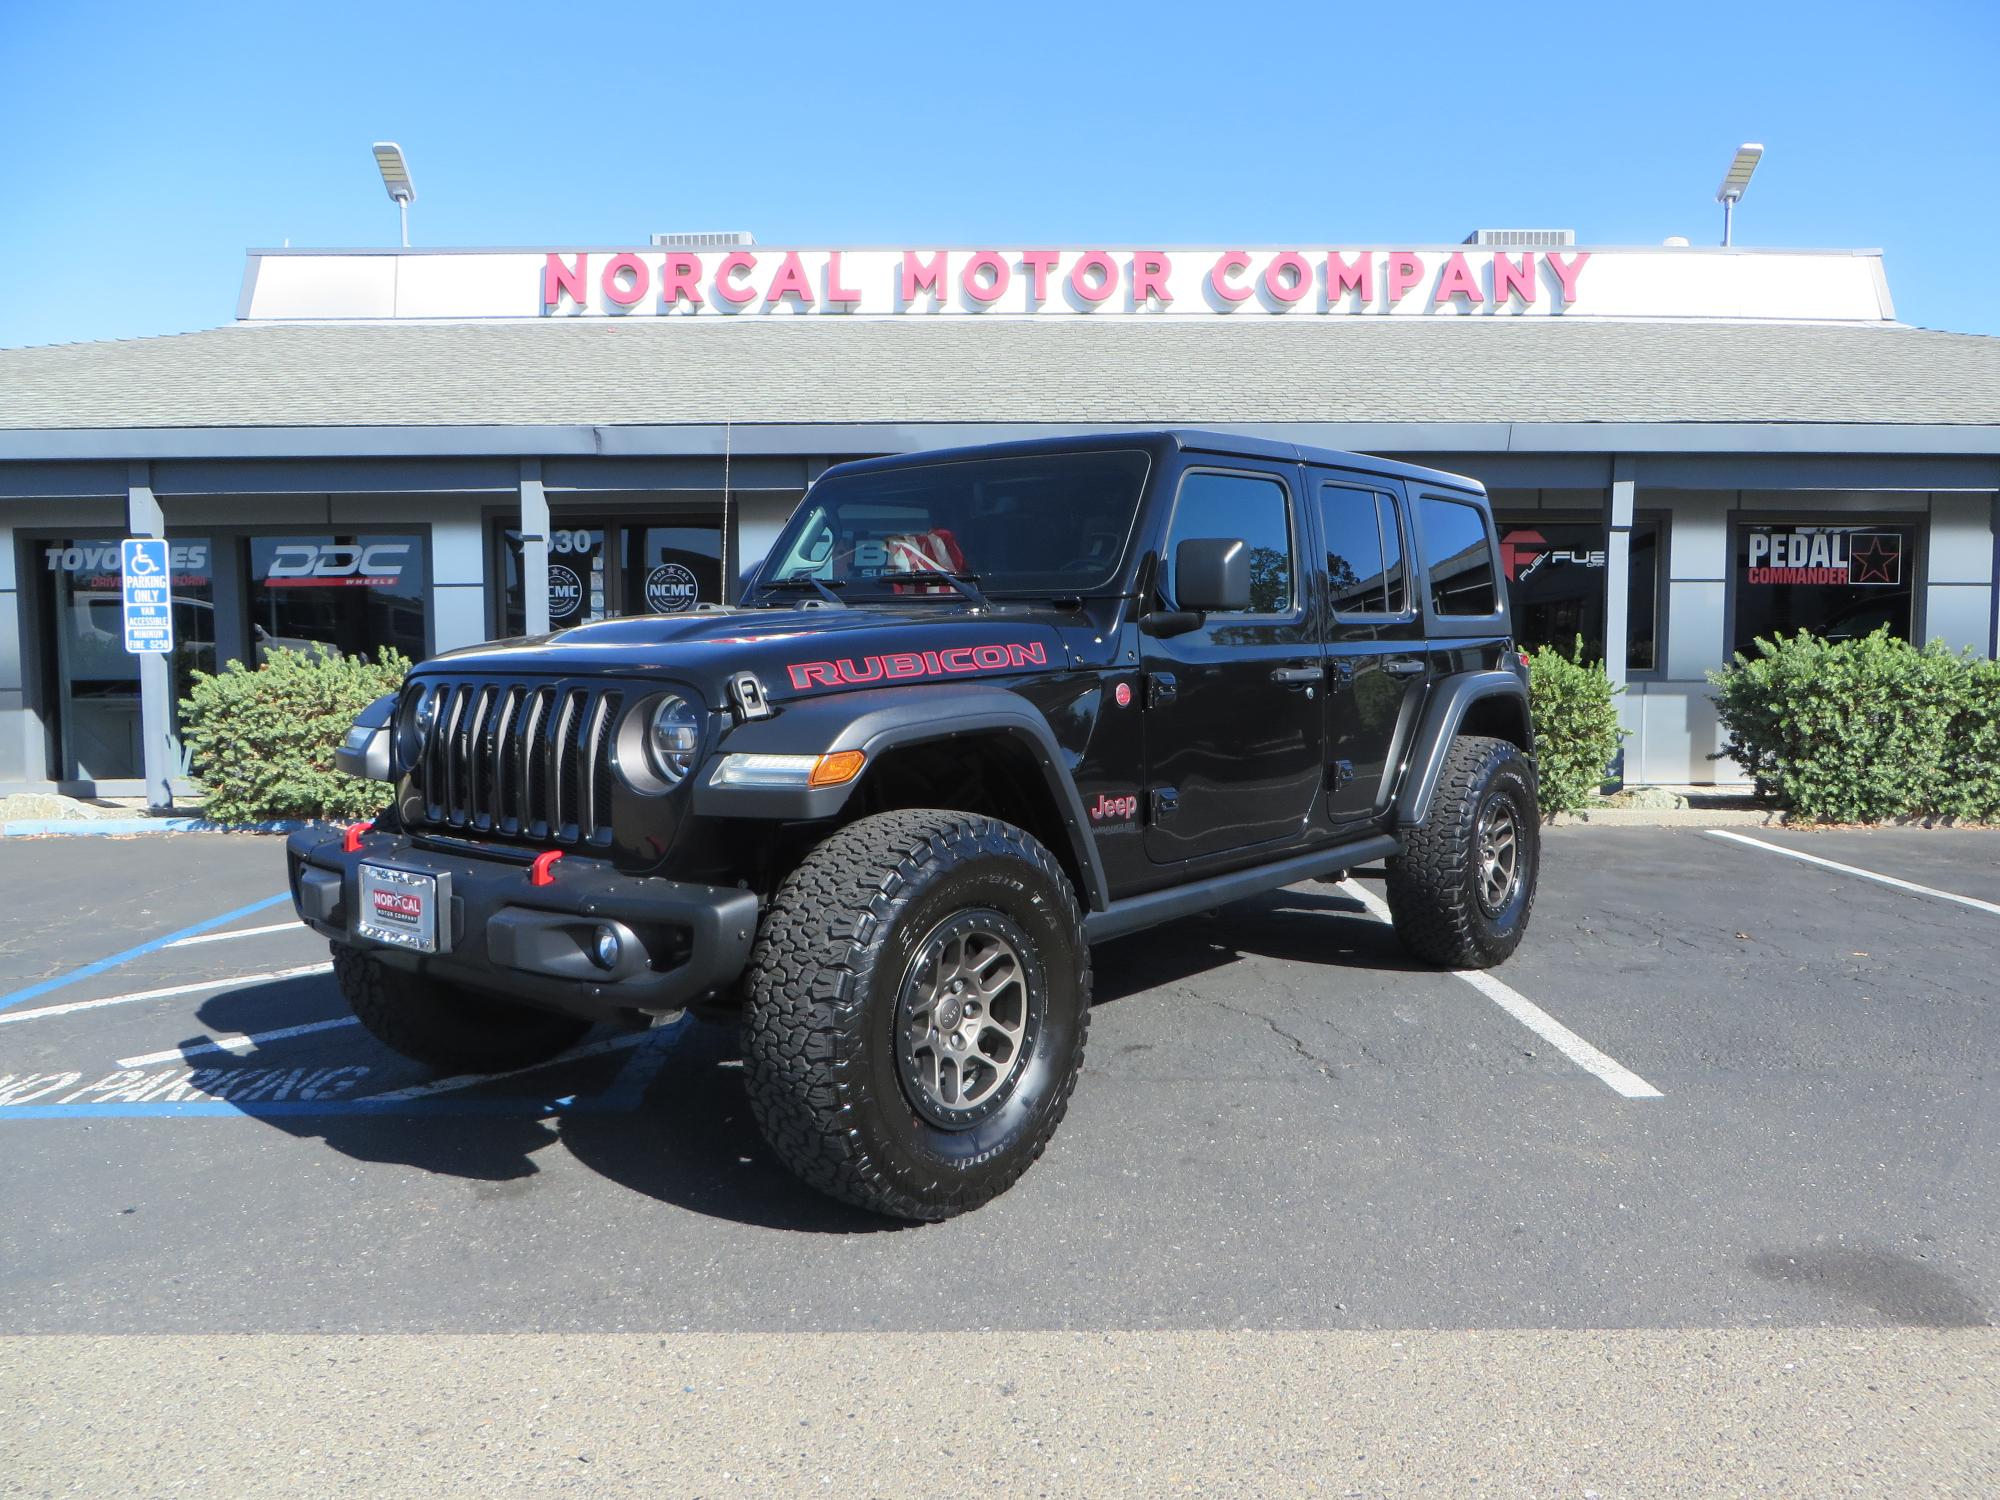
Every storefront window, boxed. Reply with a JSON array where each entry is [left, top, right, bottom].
[[246, 534, 427, 664], [497, 526, 609, 636], [624, 523, 723, 615], [1497, 519, 1659, 671], [40, 537, 214, 780], [1732, 523, 1916, 656]]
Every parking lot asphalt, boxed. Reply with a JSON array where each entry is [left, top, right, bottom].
[[0, 823, 1992, 1337], [1, 825, 1994, 1494]]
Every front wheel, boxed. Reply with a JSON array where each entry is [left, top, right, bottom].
[[741, 810, 1091, 1221], [1385, 735, 1539, 968]]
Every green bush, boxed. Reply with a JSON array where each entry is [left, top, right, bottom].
[[179, 645, 408, 824], [1527, 638, 1625, 818], [1709, 628, 2000, 824]]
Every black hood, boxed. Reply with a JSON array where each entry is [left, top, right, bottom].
[[420, 605, 1070, 706]]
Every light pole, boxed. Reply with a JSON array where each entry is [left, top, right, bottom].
[[372, 141, 416, 247], [1716, 143, 1763, 247]]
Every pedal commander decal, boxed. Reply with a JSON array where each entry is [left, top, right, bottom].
[[786, 641, 1047, 691]]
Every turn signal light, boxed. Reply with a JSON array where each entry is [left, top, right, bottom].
[[808, 750, 867, 788]]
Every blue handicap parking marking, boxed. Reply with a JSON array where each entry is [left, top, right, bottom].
[[0, 1017, 678, 1122], [0, 893, 293, 1014]]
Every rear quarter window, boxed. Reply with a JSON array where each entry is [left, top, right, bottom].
[[1419, 496, 1499, 616]]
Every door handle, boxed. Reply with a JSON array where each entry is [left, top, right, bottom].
[[1383, 659, 1427, 677], [1271, 666, 1322, 685]]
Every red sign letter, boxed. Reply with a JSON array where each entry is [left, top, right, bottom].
[[961, 250, 1010, 305], [601, 253, 649, 308], [825, 250, 861, 306], [1545, 251, 1590, 304], [715, 251, 758, 306], [1021, 250, 1060, 303], [901, 250, 948, 303], [1326, 251, 1373, 304], [1386, 252, 1424, 304], [1069, 251, 1118, 305], [1492, 252, 1536, 305], [1263, 251, 1311, 305], [764, 251, 814, 306], [1208, 251, 1253, 304], [1431, 251, 1484, 305], [1131, 251, 1174, 307], [544, 253, 587, 310], [661, 252, 704, 308]]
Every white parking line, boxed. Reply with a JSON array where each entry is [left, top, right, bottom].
[[0, 963, 335, 1027], [117, 1015, 361, 1068], [1704, 829, 2000, 918], [1339, 881, 1664, 1100], [164, 921, 303, 949]]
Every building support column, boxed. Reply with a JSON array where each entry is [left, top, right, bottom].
[[1604, 456, 1637, 787], [520, 460, 550, 637], [127, 462, 174, 811]]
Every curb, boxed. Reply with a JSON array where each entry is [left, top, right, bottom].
[[1551, 807, 1780, 828], [0, 817, 318, 838]]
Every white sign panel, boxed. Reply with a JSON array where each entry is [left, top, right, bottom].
[[120, 537, 173, 654], [240, 246, 1896, 324]]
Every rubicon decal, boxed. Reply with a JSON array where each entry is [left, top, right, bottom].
[[787, 641, 1047, 691]]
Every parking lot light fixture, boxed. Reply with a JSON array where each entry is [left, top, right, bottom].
[[372, 141, 416, 248], [1715, 143, 1763, 247]]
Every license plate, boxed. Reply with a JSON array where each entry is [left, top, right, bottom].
[[357, 863, 440, 953]]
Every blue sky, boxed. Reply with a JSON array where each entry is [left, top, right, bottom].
[[2, 0, 1996, 348]]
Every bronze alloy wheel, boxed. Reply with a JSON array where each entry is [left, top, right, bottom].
[[1474, 794, 1522, 915], [896, 908, 1045, 1130]]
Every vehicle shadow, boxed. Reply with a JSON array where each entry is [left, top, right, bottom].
[[1091, 882, 1431, 1004], [188, 884, 1421, 1231], [558, 1023, 907, 1235]]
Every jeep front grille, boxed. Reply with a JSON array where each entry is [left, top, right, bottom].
[[404, 681, 622, 846]]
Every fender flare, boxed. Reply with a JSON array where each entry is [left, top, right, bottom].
[[693, 683, 1110, 911], [1393, 671, 1534, 828]]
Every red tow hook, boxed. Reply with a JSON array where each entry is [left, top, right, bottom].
[[529, 849, 564, 887], [342, 820, 374, 854]]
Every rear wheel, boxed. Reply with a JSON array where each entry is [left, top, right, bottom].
[[331, 944, 592, 1073], [1385, 735, 1538, 969], [742, 810, 1091, 1222]]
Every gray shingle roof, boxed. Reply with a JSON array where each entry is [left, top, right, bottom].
[[2, 316, 1997, 430]]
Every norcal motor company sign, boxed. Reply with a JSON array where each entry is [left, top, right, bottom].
[[238, 247, 1899, 323], [540, 246, 1590, 317]]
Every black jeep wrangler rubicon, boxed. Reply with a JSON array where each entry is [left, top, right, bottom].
[[288, 431, 1538, 1220]]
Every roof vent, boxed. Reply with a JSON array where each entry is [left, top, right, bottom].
[[1462, 228, 1577, 248], [650, 231, 757, 249]]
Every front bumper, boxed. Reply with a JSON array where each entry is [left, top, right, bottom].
[[286, 828, 760, 1022]]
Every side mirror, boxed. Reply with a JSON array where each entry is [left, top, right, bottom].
[[1174, 537, 1251, 612]]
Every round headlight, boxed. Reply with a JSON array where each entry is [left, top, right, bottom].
[[647, 694, 701, 785], [399, 685, 438, 763]]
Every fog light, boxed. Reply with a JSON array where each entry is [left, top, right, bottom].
[[592, 926, 622, 971]]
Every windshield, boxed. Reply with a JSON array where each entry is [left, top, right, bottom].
[[757, 450, 1150, 599]]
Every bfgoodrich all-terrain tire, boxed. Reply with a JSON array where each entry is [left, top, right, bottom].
[[1385, 735, 1539, 969], [331, 944, 592, 1073], [742, 810, 1092, 1222]]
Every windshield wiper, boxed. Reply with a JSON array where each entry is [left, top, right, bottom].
[[757, 576, 848, 607], [861, 569, 991, 608]]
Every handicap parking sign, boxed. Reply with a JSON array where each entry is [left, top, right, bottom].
[[121, 537, 174, 654]]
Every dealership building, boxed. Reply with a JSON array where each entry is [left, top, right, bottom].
[[2, 237, 1997, 803]]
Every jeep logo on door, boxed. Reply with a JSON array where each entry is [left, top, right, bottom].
[[263, 542, 411, 588], [644, 562, 700, 614]]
